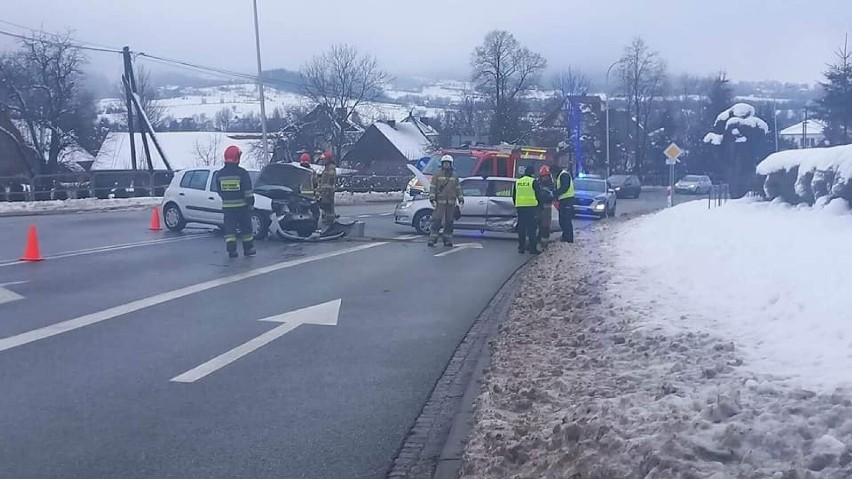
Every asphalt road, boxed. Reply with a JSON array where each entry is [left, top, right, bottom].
[[0, 192, 672, 478]]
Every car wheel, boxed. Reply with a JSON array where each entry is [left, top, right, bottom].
[[163, 203, 186, 232], [250, 210, 270, 240], [413, 210, 432, 235]]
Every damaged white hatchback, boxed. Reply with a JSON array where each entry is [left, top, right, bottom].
[[395, 176, 559, 235]]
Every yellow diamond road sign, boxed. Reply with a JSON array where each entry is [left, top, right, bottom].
[[664, 143, 683, 160]]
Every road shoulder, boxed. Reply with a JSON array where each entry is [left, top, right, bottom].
[[387, 255, 528, 478]]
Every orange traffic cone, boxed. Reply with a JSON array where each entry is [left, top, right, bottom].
[[20, 225, 44, 262], [149, 206, 162, 231]]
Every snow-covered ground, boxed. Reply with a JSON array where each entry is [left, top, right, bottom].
[[462, 200, 852, 478], [618, 198, 852, 392], [0, 197, 160, 215]]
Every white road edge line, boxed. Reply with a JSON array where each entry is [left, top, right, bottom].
[[379, 213, 393, 216], [393, 234, 420, 241], [0, 243, 385, 353], [0, 234, 208, 268], [357, 214, 372, 218]]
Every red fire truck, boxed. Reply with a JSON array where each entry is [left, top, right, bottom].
[[407, 145, 557, 197]]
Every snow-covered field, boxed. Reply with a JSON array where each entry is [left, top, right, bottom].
[[99, 83, 446, 125], [462, 200, 852, 478]]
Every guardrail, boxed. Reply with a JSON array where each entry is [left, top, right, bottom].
[[0, 172, 410, 202], [709, 183, 730, 209]]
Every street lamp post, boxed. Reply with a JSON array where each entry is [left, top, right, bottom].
[[252, 0, 270, 163], [604, 60, 621, 180]]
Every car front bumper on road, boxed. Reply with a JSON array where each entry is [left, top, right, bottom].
[[394, 201, 418, 226], [573, 199, 608, 216]]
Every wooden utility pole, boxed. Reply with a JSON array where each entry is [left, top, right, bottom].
[[122, 47, 138, 170]]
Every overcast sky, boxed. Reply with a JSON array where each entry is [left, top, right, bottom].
[[2, 0, 850, 85]]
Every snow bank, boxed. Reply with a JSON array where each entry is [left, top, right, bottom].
[[757, 143, 852, 180], [0, 197, 160, 215], [617, 199, 852, 391], [463, 226, 852, 478]]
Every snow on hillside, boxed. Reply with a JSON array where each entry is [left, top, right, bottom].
[[99, 82, 447, 126]]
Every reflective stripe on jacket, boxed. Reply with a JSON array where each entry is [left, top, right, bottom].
[[556, 171, 575, 200], [215, 164, 254, 209], [514, 176, 539, 207]]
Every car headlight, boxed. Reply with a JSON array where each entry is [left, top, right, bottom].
[[614, 187, 621, 191], [398, 201, 414, 209], [594, 203, 606, 211]]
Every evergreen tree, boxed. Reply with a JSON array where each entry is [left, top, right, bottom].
[[817, 36, 852, 145]]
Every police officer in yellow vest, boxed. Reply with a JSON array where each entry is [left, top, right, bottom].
[[513, 166, 543, 255], [215, 145, 256, 258], [555, 166, 576, 243]]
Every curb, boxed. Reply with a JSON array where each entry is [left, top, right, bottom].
[[387, 262, 525, 478]]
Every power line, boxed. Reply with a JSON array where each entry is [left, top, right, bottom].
[[0, 18, 123, 52], [0, 21, 305, 91], [0, 28, 122, 54]]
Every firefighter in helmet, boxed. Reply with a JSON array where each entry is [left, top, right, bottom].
[[316, 150, 337, 227], [215, 145, 256, 258], [427, 154, 463, 247], [299, 152, 317, 198]]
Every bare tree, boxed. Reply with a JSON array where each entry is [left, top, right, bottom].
[[471, 30, 547, 143], [193, 135, 222, 167], [618, 37, 667, 174], [553, 67, 592, 98], [214, 107, 234, 132], [0, 31, 99, 173], [301, 44, 391, 158]]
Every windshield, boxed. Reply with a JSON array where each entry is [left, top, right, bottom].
[[422, 154, 477, 178], [608, 175, 628, 184], [682, 175, 705, 182], [574, 179, 607, 193], [515, 159, 547, 178]]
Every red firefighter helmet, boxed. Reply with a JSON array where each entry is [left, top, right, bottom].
[[322, 151, 333, 160], [299, 152, 311, 165], [223, 145, 242, 164]]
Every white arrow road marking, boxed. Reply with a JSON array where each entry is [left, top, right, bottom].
[[0, 281, 26, 306], [0, 243, 383, 353], [434, 243, 484, 257], [171, 299, 342, 383]]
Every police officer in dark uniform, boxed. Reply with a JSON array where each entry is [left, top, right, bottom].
[[215, 145, 256, 258]]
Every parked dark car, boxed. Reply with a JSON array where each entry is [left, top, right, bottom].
[[607, 174, 641, 198]]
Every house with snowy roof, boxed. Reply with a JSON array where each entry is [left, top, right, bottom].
[[342, 119, 434, 175], [779, 119, 826, 149]]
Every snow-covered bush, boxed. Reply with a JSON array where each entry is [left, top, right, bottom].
[[756, 144, 852, 207]]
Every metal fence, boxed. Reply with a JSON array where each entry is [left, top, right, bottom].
[[708, 183, 730, 209], [0, 171, 410, 202], [336, 175, 409, 193]]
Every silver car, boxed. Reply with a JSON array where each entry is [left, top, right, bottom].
[[675, 175, 713, 195], [394, 176, 559, 235]]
